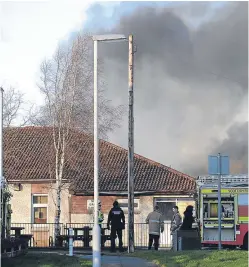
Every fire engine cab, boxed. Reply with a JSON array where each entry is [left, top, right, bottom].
[[196, 174, 248, 250]]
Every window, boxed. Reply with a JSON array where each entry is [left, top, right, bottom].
[[117, 199, 140, 211], [203, 196, 234, 219], [156, 201, 176, 221], [33, 196, 48, 204], [32, 195, 48, 224], [119, 202, 139, 208], [155, 198, 177, 221], [155, 197, 194, 221], [210, 203, 218, 218]]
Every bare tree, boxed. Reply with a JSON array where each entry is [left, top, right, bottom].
[[37, 33, 124, 245], [2, 86, 37, 127], [3, 87, 23, 127], [3, 87, 24, 127]]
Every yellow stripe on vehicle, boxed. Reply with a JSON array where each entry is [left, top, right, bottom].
[[238, 217, 248, 222], [204, 224, 234, 228], [204, 218, 234, 220], [201, 188, 248, 194]]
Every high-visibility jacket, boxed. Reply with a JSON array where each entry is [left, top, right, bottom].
[[146, 211, 164, 236], [98, 211, 104, 225]]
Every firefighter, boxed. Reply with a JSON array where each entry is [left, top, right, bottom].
[[107, 201, 125, 252], [146, 205, 164, 250]]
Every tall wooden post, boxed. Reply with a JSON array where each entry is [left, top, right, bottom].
[[0, 87, 4, 239], [128, 34, 134, 253]]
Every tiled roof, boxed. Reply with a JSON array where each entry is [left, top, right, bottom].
[[4, 127, 196, 194]]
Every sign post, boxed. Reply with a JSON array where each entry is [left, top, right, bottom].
[[208, 154, 229, 250], [217, 153, 222, 250]]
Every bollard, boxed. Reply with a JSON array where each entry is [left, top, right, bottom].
[[178, 237, 182, 251], [173, 231, 179, 251], [11, 247, 14, 257], [69, 228, 73, 256]]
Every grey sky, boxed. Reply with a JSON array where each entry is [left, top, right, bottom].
[[94, 2, 248, 176]]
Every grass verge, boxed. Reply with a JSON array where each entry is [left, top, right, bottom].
[[1, 253, 91, 267], [130, 250, 248, 267]]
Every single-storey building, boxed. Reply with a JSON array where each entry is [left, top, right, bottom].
[[4, 126, 196, 247]]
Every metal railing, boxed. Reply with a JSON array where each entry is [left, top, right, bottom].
[[11, 222, 172, 248], [11, 223, 63, 248]]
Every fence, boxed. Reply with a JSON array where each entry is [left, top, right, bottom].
[[11, 223, 63, 248], [11, 222, 172, 248]]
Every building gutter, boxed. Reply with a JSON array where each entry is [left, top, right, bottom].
[[71, 190, 196, 196], [8, 179, 68, 183], [71, 191, 157, 196]]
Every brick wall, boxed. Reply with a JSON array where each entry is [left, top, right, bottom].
[[10, 182, 70, 224], [70, 195, 154, 224], [10, 184, 32, 223], [100, 196, 119, 213], [71, 195, 123, 214], [70, 195, 121, 223], [70, 195, 195, 223], [31, 183, 49, 194], [10, 186, 194, 225], [71, 196, 90, 214]]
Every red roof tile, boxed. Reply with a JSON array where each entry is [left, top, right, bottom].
[[4, 127, 196, 194]]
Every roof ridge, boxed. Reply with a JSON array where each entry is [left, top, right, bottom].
[[4, 126, 51, 131]]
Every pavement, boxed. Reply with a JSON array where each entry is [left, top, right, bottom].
[[79, 255, 158, 267]]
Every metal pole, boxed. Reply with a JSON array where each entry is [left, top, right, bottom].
[[128, 34, 134, 253], [69, 228, 73, 256], [93, 40, 101, 267], [218, 153, 222, 250], [0, 88, 3, 238]]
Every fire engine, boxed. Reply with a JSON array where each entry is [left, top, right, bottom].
[[196, 174, 248, 250]]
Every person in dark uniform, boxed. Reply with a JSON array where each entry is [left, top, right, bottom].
[[107, 201, 125, 252], [180, 205, 195, 230]]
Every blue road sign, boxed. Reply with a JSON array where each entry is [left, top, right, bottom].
[[208, 155, 230, 175]]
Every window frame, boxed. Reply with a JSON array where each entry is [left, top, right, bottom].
[[31, 194, 48, 224], [154, 199, 177, 221], [117, 198, 140, 211], [154, 196, 195, 221]]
